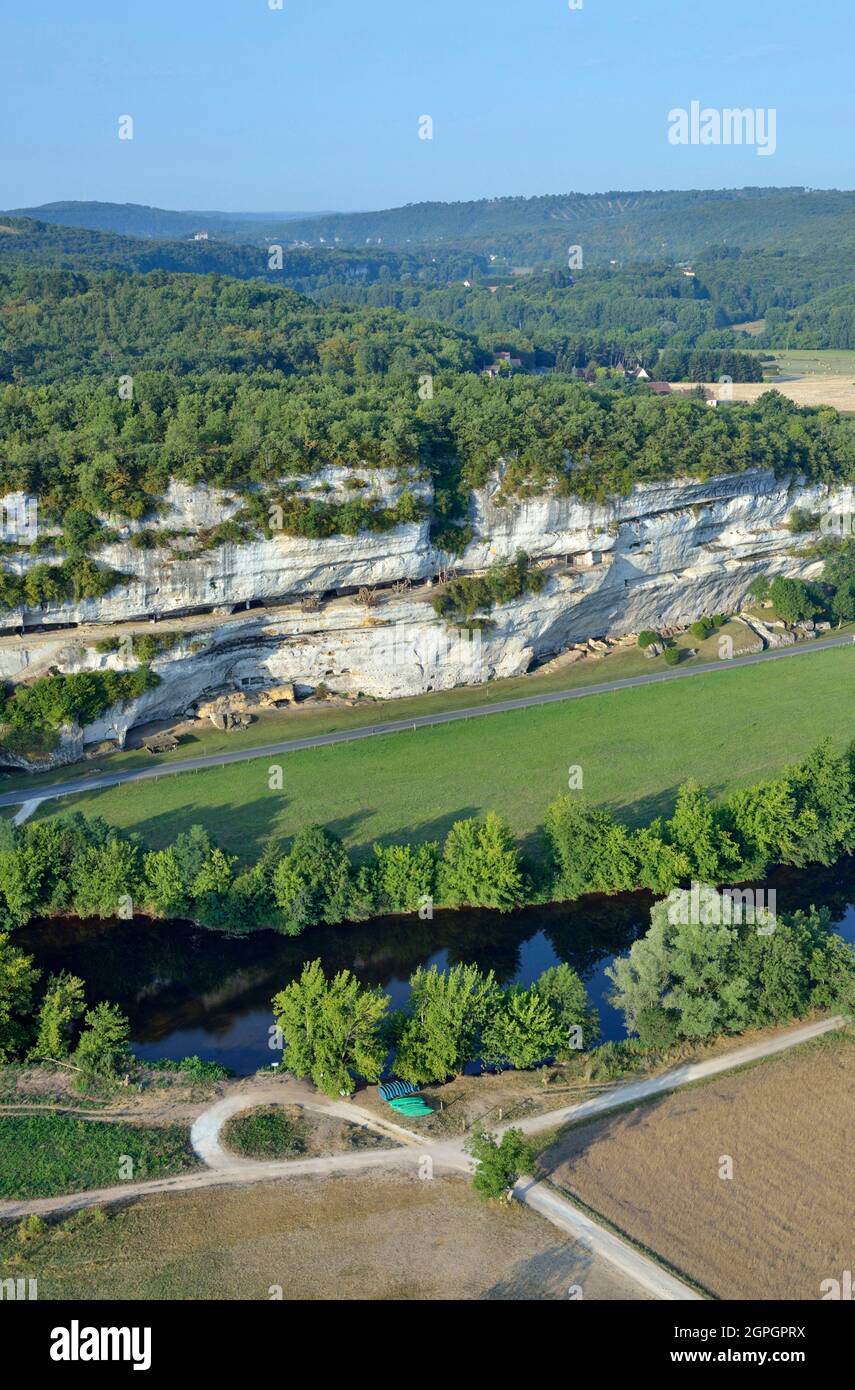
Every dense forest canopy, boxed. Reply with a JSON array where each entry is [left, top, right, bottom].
[[3, 202, 855, 537], [2, 365, 854, 523]]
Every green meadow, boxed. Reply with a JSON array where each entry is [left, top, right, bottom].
[[39, 645, 855, 865]]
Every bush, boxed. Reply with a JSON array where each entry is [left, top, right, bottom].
[[637, 630, 659, 649], [663, 646, 682, 666], [465, 1127, 536, 1201]]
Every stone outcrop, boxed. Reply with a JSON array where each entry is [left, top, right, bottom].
[[0, 465, 851, 768]]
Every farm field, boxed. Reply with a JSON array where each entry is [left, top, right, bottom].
[[0, 1170, 650, 1301], [700, 349, 855, 410], [541, 1032, 855, 1301], [36, 645, 855, 863]]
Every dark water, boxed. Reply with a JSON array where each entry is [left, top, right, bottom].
[[17, 858, 855, 1076]]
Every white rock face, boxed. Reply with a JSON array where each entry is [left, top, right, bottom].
[[1, 466, 850, 763]]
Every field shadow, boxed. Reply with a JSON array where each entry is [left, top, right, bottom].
[[539, 1092, 669, 1186], [122, 792, 297, 860], [359, 807, 481, 856], [481, 1240, 596, 1300], [603, 783, 683, 827]]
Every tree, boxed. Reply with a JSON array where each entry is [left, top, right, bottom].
[[372, 842, 437, 913], [394, 963, 500, 1084], [465, 1127, 535, 1201], [31, 972, 86, 1060], [70, 836, 143, 918], [0, 933, 39, 1061], [73, 1002, 131, 1081], [271, 959, 388, 1097], [769, 576, 822, 626], [666, 781, 743, 882], [438, 813, 524, 911], [272, 826, 361, 934], [607, 893, 855, 1044], [143, 847, 186, 916], [748, 574, 771, 603], [190, 846, 238, 928], [631, 821, 690, 896], [480, 984, 563, 1070], [544, 797, 636, 899], [535, 963, 600, 1053], [831, 578, 855, 624]]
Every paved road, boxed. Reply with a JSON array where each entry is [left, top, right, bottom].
[[0, 634, 851, 810], [2, 1015, 844, 1300]]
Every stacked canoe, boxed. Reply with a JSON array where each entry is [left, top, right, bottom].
[[378, 1079, 433, 1117]]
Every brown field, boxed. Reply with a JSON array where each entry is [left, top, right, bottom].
[[0, 1170, 650, 1301], [701, 377, 855, 410], [542, 1033, 855, 1301]]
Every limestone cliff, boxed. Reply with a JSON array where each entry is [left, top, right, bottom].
[[0, 465, 849, 764]]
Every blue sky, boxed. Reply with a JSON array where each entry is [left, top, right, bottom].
[[2, 0, 853, 211]]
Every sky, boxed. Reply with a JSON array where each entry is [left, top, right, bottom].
[[2, 0, 854, 212]]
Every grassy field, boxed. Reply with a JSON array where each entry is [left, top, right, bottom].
[[767, 349, 855, 378], [35, 645, 855, 864], [0, 1170, 649, 1300], [0, 620, 771, 798], [542, 1031, 855, 1300], [0, 1113, 197, 1199]]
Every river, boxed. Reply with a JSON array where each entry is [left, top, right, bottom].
[[16, 857, 855, 1075]]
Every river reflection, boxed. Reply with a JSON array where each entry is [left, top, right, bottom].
[[17, 857, 855, 1075]]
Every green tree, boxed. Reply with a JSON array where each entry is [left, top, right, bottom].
[[31, 972, 86, 1060], [438, 813, 524, 911], [272, 825, 359, 934], [544, 797, 636, 899], [769, 576, 823, 625], [831, 578, 855, 624], [535, 963, 600, 1053], [143, 847, 186, 916], [394, 963, 500, 1084], [0, 932, 40, 1061], [480, 984, 563, 1070], [666, 781, 743, 882], [465, 1127, 535, 1201], [372, 842, 437, 913], [73, 1002, 131, 1082], [271, 959, 388, 1097], [70, 835, 143, 918]]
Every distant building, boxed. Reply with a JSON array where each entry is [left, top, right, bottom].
[[646, 381, 673, 395], [634, 367, 651, 381], [193, 231, 209, 241]]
